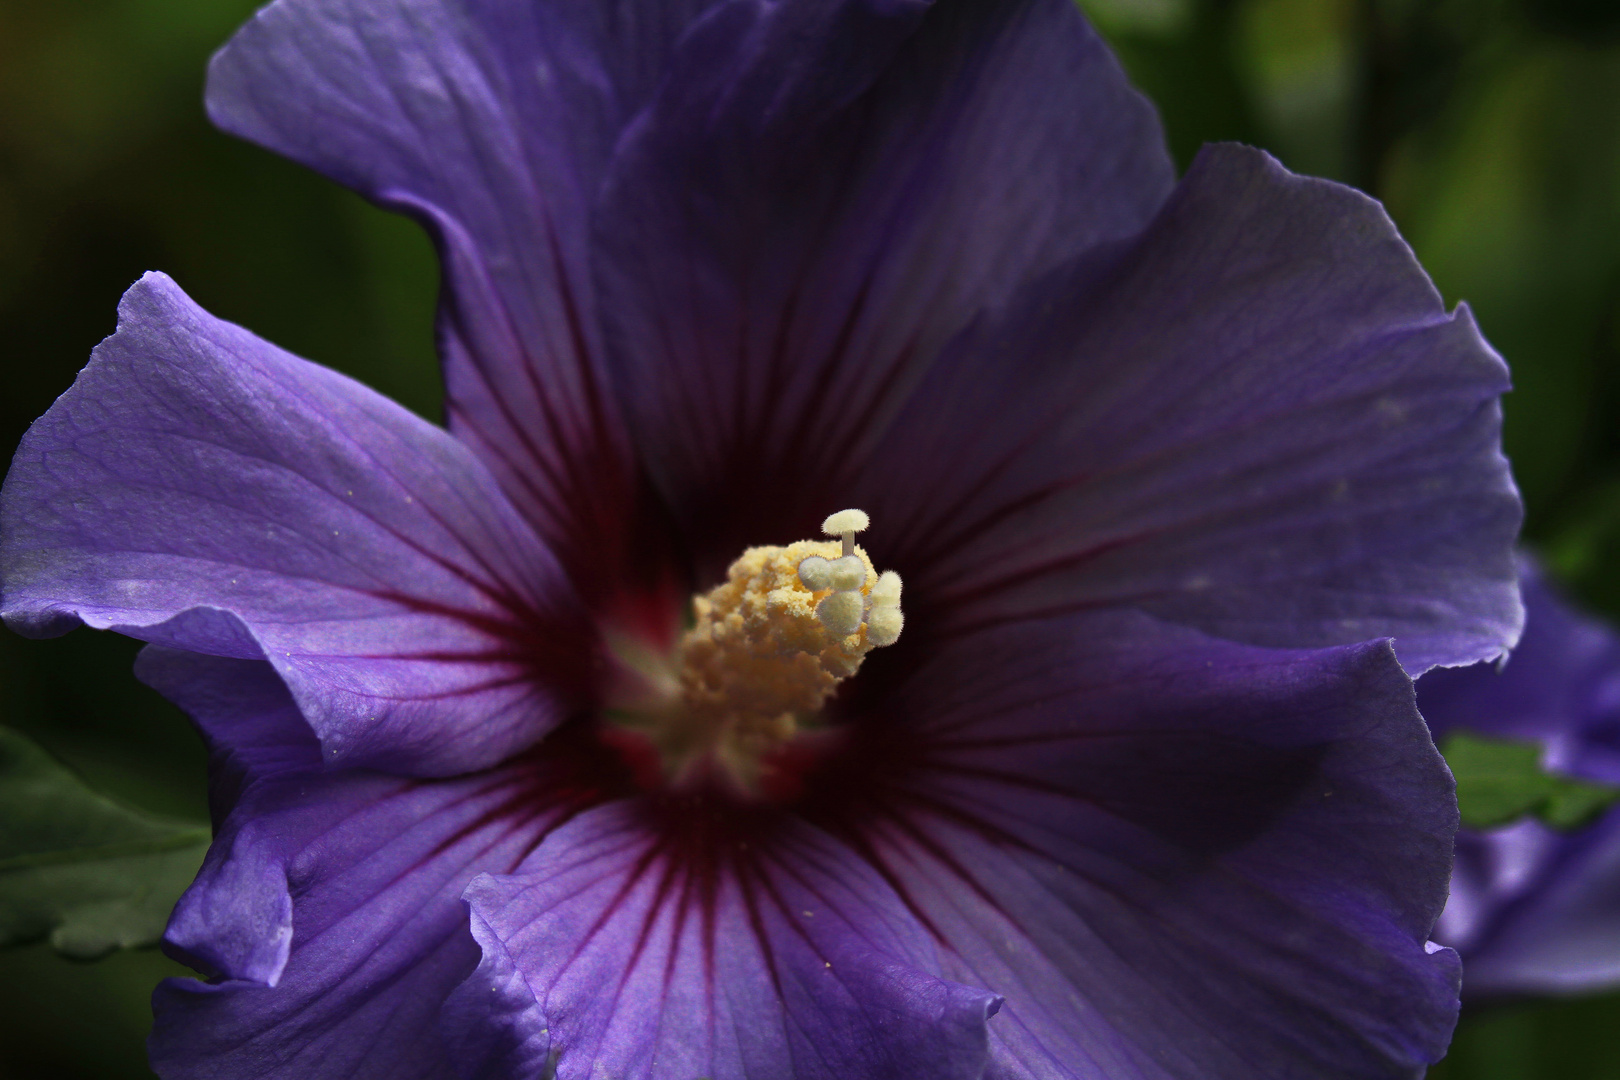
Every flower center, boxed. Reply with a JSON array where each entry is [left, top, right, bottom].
[[607, 509, 903, 798]]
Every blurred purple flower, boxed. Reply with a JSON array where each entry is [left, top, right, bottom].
[[1422, 562, 1620, 1000], [0, 0, 1523, 1077]]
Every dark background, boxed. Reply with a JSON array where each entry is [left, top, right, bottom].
[[1, 0, 1618, 1075]]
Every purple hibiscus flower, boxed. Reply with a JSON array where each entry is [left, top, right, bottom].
[[0, 0, 1523, 1077], [1423, 562, 1620, 1000]]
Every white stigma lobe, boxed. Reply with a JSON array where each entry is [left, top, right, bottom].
[[822, 508, 869, 558]]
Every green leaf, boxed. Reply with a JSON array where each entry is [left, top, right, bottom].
[[1077, 0, 1193, 37], [1442, 730, 1620, 831], [0, 726, 209, 960]]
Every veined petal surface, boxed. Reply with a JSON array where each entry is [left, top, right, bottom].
[[442, 611, 1460, 1080], [139, 648, 608, 1080], [796, 612, 1462, 1078], [1, 274, 583, 776], [444, 805, 1002, 1080], [594, 0, 1173, 567], [853, 144, 1521, 676], [206, 0, 718, 584], [138, 613, 1464, 1079]]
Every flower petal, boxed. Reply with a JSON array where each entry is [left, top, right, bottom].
[[1, 273, 583, 776], [1418, 559, 1620, 784], [136, 646, 324, 826], [1419, 559, 1620, 997], [205, 0, 715, 580], [443, 802, 1002, 1080], [140, 649, 601, 1080], [135, 650, 319, 988], [591, 0, 1173, 568], [855, 143, 1521, 675], [808, 611, 1461, 1078], [1440, 812, 1620, 997]]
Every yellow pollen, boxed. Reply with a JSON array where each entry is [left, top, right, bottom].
[[612, 516, 903, 794]]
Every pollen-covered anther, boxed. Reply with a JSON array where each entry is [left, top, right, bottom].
[[827, 555, 865, 592], [797, 555, 833, 591], [866, 606, 904, 648], [865, 570, 903, 647], [870, 570, 901, 606], [815, 590, 864, 636], [616, 510, 903, 796]]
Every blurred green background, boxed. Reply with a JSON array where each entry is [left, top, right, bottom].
[[1, 0, 1618, 1075]]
